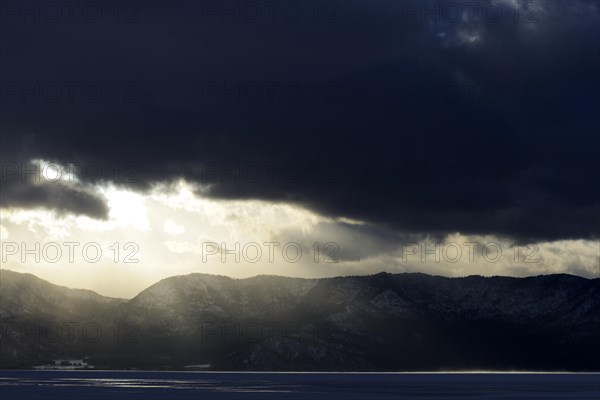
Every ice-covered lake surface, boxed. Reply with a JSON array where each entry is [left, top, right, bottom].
[[0, 371, 598, 399]]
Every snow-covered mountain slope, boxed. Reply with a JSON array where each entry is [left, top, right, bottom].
[[1, 269, 598, 371]]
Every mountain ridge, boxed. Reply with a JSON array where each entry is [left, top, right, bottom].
[[2, 268, 596, 301], [1, 269, 598, 371]]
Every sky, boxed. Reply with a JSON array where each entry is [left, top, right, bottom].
[[0, 0, 599, 298]]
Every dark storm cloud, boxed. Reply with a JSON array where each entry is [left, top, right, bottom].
[[1, 0, 598, 240], [0, 162, 109, 218]]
